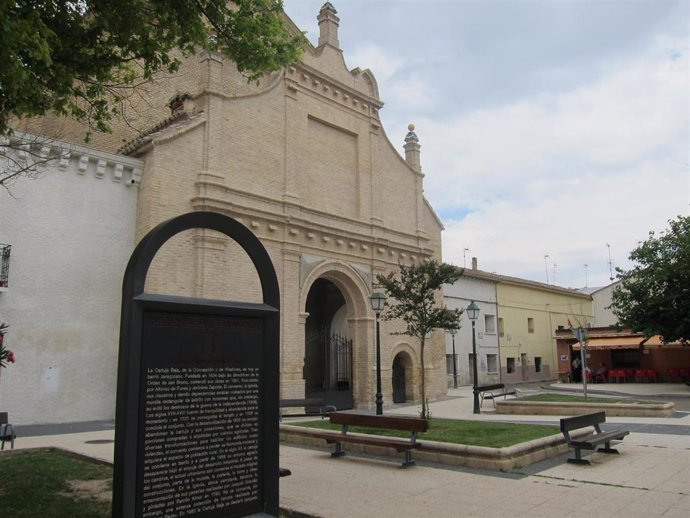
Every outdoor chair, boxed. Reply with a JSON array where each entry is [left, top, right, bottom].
[[610, 369, 625, 383], [0, 412, 15, 450]]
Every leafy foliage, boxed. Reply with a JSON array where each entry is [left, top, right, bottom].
[[376, 260, 463, 418], [0, 322, 16, 368], [611, 215, 690, 344], [0, 0, 304, 138]]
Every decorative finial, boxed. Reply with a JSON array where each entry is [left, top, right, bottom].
[[320, 2, 337, 14], [404, 123, 418, 143]]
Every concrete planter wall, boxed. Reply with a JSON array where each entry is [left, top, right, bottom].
[[495, 400, 675, 417], [279, 424, 591, 472]]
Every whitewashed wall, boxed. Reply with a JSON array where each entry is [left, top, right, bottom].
[[443, 274, 500, 386], [0, 134, 142, 424], [591, 281, 621, 327]]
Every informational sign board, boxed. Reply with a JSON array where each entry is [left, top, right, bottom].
[[112, 212, 280, 518]]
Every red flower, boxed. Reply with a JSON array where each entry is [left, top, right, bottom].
[[7, 350, 15, 363]]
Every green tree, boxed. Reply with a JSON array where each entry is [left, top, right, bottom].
[[0, 0, 304, 138], [611, 215, 690, 344], [376, 260, 463, 419]]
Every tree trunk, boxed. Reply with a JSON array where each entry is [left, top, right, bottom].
[[420, 336, 427, 419]]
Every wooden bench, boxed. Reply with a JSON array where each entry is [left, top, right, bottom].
[[560, 411, 629, 465], [478, 383, 518, 408], [312, 412, 429, 468], [279, 398, 336, 421]]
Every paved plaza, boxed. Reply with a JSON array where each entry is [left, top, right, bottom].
[[6, 383, 690, 517]]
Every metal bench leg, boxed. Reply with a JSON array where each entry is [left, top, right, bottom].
[[401, 450, 415, 468], [331, 442, 346, 458], [567, 447, 591, 465], [597, 442, 619, 454]]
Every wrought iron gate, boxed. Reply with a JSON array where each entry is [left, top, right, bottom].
[[305, 328, 353, 410]]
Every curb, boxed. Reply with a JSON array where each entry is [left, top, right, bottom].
[[279, 424, 589, 472], [541, 383, 690, 400], [496, 400, 675, 417]]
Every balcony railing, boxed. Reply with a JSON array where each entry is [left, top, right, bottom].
[[0, 244, 10, 289]]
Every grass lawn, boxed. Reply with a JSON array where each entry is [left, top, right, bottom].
[[0, 449, 112, 518], [516, 393, 662, 404], [291, 418, 558, 448]]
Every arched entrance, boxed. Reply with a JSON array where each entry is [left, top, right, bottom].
[[304, 278, 353, 409], [392, 352, 413, 403]]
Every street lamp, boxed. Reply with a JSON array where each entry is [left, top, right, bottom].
[[451, 329, 458, 389], [466, 300, 481, 414], [370, 291, 387, 415]]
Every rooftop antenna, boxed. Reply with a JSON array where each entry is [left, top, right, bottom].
[[553, 263, 557, 285], [463, 247, 470, 268], [584, 263, 589, 287], [606, 243, 614, 281], [544, 254, 550, 283]]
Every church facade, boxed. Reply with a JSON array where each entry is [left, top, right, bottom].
[[1, 3, 447, 423]]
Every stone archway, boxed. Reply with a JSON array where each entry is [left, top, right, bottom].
[[392, 352, 412, 403], [390, 343, 420, 404], [304, 278, 353, 409], [300, 261, 372, 409]]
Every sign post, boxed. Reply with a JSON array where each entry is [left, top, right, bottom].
[[112, 212, 280, 518], [571, 327, 588, 401]]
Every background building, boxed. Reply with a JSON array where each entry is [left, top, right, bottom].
[[0, 135, 142, 424], [444, 258, 593, 386], [443, 261, 500, 387]]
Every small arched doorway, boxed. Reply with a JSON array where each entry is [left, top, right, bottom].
[[304, 278, 353, 409], [392, 352, 412, 403]]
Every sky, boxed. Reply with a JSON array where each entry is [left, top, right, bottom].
[[284, 0, 690, 289]]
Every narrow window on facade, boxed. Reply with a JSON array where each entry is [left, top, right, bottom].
[[484, 314, 496, 334], [527, 317, 535, 334], [487, 354, 498, 373], [535, 356, 542, 372], [506, 357, 516, 373], [498, 317, 504, 337]]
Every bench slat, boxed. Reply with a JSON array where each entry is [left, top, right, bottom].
[[321, 434, 422, 452], [560, 411, 606, 433], [573, 430, 629, 449], [329, 412, 429, 433], [309, 412, 429, 468]]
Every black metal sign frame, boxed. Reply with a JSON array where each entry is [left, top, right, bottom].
[[112, 212, 280, 518]]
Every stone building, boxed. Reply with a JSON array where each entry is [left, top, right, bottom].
[[2, 3, 447, 422]]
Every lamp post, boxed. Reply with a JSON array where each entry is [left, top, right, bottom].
[[370, 291, 387, 415], [451, 329, 458, 389], [466, 301, 481, 414]]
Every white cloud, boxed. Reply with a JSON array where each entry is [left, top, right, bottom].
[[284, 1, 689, 288], [430, 37, 689, 287]]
